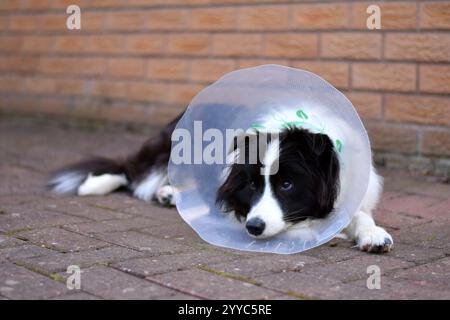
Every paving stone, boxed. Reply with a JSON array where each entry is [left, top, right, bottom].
[[0, 244, 55, 261], [378, 193, 445, 218], [139, 223, 201, 244], [96, 230, 194, 254], [1, 117, 449, 299], [148, 269, 280, 300], [424, 198, 450, 221], [60, 266, 181, 299], [63, 216, 165, 235], [345, 277, 450, 299], [389, 242, 446, 264], [254, 271, 342, 299], [49, 292, 101, 300], [0, 235, 26, 248], [394, 222, 450, 252], [38, 198, 133, 221], [15, 227, 110, 253], [302, 239, 362, 262], [390, 257, 450, 292], [0, 165, 45, 196], [0, 262, 68, 299], [297, 255, 414, 283], [374, 209, 431, 230], [0, 209, 85, 233], [14, 246, 146, 273], [114, 250, 238, 277], [204, 254, 323, 278]]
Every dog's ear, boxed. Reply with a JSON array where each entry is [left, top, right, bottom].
[[311, 133, 340, 218], [280, 128, 340, 218]]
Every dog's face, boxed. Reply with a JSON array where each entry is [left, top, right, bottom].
[[216, 128, 340, 238]]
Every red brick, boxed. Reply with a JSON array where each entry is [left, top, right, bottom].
[[147, 58, 188, 80], [419, 65, 450, 94], [38, 57, 106, 76], [39, 14, 66, 31], [107, 11, 146, 31], [367, 123, 418, 154], [126, 34, 166, 54], [55, 78, 85, 95], [189, 8, 236, 31], [190, 59, 236, 82], [8, 15, 37, 31], [0, 0, 22, 11], [352, 63, 416, 92], [345, 92, 382, 120], [25, 77, 56, 94], [87, 35, 125, 54], [21, 0, 51, 10], [236, 59, 289, 69], [167, 83, 205, 105], [82, 12, 107, 31], [0, 56, 38, 73], [108, 58, 146, 78], [265, 34, 318, 58], [386, 95, 450, 126], [422, 131, 450, 157], [420, 2, 450, 29], [22, 36, 53, 52], [147, 9, 188, 30], [292, 61, 349, 89], [212, 34, 262, 57], [126, 81, 167, 103], [168, 34, 210, 56], [91, 80, 128, 99], [0, 36, 22, 52], [0, 75, 22, 93], [351, 2, 417, 30], [0, 15, 8, 30], [54, 36, 88, 53], [321, 33, 381, 59], [291, 3, 350, 30], [385, 33, 450, 62], [237, 6, 289, 30]]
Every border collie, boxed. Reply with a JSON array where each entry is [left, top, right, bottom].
[[49, 112, 393, 253]]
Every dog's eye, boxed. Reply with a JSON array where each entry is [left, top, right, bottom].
[[248, 180, 256, 190], [280, 180, 293, 191]]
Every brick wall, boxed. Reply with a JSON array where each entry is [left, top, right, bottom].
[[0, 1, 449, 176]]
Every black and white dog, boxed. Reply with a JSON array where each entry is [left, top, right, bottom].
[[49, 111, 393, 253]]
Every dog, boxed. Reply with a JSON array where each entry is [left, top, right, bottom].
[[49, 110, 393, 253]]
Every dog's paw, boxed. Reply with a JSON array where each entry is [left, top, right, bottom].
[[156, 185, 176, 207], [357, 226, 393, 254]]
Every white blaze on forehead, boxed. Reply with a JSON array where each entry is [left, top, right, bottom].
[[261, 138, 280, 176], [247, 138, 286, 238]]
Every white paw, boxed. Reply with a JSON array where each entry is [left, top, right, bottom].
[[156, 185, 176, 207], [357, 226, 393, 253]]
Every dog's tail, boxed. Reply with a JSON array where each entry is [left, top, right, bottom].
[[47, 157, 128, 196]]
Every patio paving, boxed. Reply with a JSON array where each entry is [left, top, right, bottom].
[[0, 116, 449, 300]]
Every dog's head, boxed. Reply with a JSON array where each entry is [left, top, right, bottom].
[[216, 127, 340, 238]]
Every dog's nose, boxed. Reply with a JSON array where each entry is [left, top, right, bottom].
[[246, 218, 265, 236]]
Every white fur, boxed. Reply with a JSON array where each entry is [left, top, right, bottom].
[[246, 139, 286, 238], [133, 170, 167, 202], [156, 185, 177, 206], [344, 166, 393, 252], [49, 172, 86, 194], [77, 173, 127, 196]]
